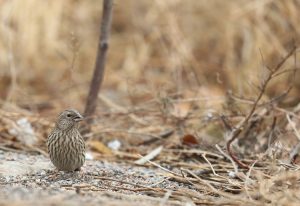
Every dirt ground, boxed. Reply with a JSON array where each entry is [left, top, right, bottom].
[[0, 150, 199, 206]]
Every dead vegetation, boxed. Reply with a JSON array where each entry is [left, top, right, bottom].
[[1, 0, 300, 205]]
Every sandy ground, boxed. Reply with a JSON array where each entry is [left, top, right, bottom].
[[0, 150, 195, 206]]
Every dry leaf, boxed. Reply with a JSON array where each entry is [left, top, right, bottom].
[[88, 140, 112, 155], [182, 134, 199, 146], [170, 102, 191, 118], [134, 146, 163, 165]]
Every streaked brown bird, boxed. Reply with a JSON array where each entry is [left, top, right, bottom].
[[47, 109, 85, 172]]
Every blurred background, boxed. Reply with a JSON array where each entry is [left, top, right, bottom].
[[0, 0, 300, 118]]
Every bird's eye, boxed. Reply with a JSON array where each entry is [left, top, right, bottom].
[[67, 114, 71, 118]]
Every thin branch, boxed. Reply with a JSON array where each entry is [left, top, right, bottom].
[[226, 46, 297, 169], [216, 144, 238, 173], [84, 0, 114, 123]]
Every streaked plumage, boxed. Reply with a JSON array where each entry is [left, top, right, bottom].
[[47, 109, 85, 171]]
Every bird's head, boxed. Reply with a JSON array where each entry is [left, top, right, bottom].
[[55, 109, 84, 131]]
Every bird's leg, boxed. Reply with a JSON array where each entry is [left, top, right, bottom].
[[73, 167, 85, 179]]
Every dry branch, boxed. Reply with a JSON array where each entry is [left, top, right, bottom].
[[226, 46, 297, 169], [84, 0, 114, 123]]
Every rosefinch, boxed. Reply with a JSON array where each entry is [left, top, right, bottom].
[[47, 109, 85, 171]]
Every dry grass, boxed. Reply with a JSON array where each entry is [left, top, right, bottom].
[[1, 0, 300, 205], [0, 1, 299, 107]]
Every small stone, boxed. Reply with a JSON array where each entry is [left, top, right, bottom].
[[228, 171, 236, 178], [21, 176, 27, 181]]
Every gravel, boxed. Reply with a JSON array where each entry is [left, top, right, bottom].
[[0, 150, 188, 206]]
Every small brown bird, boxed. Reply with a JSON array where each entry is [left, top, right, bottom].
[[47, 109, 85, 172]]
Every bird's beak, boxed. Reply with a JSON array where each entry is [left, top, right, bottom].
[[74, 114, 84, 122]]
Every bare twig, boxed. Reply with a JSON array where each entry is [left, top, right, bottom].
[[216, 144, 238, 173], [2, 4, 18, 105], [135, 146, 163, 165], [267, 117, 277, 148], [146, 158, 181, 177], [226, 46, 297, 169], [286, 114, 300, 141], [244, 160, 257, 200], [99, 94, 147, 125], [84, 0, 114, 123]]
